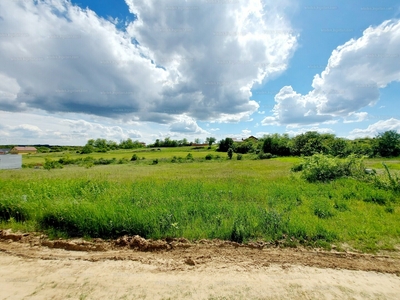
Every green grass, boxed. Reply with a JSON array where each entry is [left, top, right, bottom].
[[22, 146, 220, 165], [1, 153, 399, 252]]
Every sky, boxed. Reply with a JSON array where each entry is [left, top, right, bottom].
[[1, 0, 400, 145]]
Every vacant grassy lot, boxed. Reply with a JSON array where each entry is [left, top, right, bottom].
[[1, 148, 399, 253]]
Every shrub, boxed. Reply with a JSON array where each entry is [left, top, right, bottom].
[[295, 153, 365, 182], [83, 161, 94, 169], [205, 154, 213, 160], [118, 158, 129, 164], [258, 152, 273, 160], [227, 148, 233, 159], [152, 159, 159, 165], [81, 144, 93, 154], [237, 154, 243, 160], [131, 154, 138, 161], [44, 158, 63, 170], [93, 158, 116, 165], [291, 163, 303, 172], [186, 153, 194, 161]]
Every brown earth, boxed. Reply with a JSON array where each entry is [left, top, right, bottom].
[[1, 230, 400, 299]]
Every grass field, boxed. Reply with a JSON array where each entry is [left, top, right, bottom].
[[1, 147, 399, 253]]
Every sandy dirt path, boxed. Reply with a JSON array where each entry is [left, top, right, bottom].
[[0, 231, 399, 299]]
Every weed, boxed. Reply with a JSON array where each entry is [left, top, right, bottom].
[[313, 201, 335, 219]]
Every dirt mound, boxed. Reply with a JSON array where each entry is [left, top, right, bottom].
[[1, 229, 400, 275]]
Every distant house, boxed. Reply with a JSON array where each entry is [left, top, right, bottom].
[[10, 146, 37, 154], [0, 148, 11, 155], [192, 143, 208, 147], [243, 136, 259, 142], [140, 142, 146, 147]]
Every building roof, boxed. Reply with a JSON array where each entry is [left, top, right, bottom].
[[245, 135, 259, 141], [12, 146, 37, 151]]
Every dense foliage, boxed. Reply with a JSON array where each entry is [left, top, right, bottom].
[[292, 154, 366, 182], [214, 130, 400, 158]]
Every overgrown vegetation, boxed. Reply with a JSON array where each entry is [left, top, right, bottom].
[[214, 130, 400, 158], [292, 154, 366, 182], [1, 157, 399, 252]]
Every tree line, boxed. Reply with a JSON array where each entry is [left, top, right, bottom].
[[217, 130, 400, 158], [80, 138, 145, 154], [3, 130, 398, 158]]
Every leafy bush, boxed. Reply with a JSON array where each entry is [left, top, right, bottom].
[[44, 158, 63, 170], [227, 148, 233, 159], [205, 154, 213, 160], [118, 158, 129, 164], [152, 159, 159, 165], [258, 152, 273, 160], [131, 154, 138, 161], [94, 158, 116, 165], [294, 154, 365, 182], [237, 154, 243, 160], [186, 153, 194, 161]]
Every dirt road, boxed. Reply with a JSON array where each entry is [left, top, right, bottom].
[[0, 231, 399, 299]]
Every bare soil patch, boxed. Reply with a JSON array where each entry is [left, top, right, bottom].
[[1, 230, 400, 299]]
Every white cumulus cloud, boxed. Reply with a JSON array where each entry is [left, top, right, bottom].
[[348, 118, 400, 139], [263, 19, 400, 126], [0, 0, 298, 127]]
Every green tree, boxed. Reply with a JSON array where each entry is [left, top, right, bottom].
[[291, 131, 330, 156], [107, 140, 118, 150], [218, 138, 234, 152], [81, 144, 93, 154], [377, 130, 400, 157], [329, 138, 351, 157], [206, 137, 216, 147]]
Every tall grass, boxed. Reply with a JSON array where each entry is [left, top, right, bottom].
[[1, 159, 399, 252]]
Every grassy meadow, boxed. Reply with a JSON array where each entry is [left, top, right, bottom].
[[0, 147, 399, 253]]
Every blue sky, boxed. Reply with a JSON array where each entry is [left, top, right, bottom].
[[1, 0, 400, 145]]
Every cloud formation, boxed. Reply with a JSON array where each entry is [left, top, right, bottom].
[[0, 0, 297, 127], [263, 20, 400, 126], [348, 118, 400, 139]]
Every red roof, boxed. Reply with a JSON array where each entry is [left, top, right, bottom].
[[13, 147, 37, 151]]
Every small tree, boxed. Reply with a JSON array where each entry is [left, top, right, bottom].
[[206, 137, 216, 147], [227, 148, 233, 159]]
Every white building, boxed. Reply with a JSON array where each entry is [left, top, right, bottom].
[[0, 155, 22, 170]]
